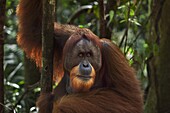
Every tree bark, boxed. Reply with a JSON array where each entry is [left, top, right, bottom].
[[24, 55, 40, 112], [98, 0, 107, 38], [41, 0, 55, 93], [145, 0, 170, 113], [0, 0, 6, 112], [24, 56, 40, 86], [105, 0, 117, 39], [157, 0, 170, 112], [41, 0, 55, 112]]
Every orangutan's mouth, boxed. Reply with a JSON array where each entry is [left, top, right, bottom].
[[77, 75, 92, 81]]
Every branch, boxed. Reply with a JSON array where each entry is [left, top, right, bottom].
[[98, 0, 107, 38], [119, 1, 131, 49], [11, 82, 40, 112], [41, 0, 55, 112], [67, 5, 93, 24], [41, 0, 55, 93], [124, 14, 151, 55]]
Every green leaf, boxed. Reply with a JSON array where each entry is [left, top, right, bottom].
[[7, 82, 20, 89], [130, 9, 135, 16], [129, 18, 141, 26], [107, 10, 114, 26], [120, 19, 126, 23], [118, 5, 126, 9], [78, 25, 84, 28], [18, 80, 24, 85]]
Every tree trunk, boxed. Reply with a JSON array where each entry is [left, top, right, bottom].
[[41, 0, 55, 93], [98, 0, 107, 38], [41, 0, 55, 112], [105, 0, 117, 39], [0, 0, 6, 112], [157, 0, 170, 112], [24, 55, 40, 112], [145, 0, 170, 113], [24, 55, 40, 86]]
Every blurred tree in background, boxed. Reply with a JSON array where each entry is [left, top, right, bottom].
[[1, 0, 170, 112], [145, 0, 170, 113], [0, 0, 6, 112]]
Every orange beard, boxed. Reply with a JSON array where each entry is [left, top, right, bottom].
[[70, 65, 96, 93]]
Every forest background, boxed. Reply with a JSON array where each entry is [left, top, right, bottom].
[[0, 0, 170, 113]]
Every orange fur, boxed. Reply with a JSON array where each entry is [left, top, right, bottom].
[[36, 93, 54, 113], [16, 0, 79, 83], [51, 38, 144, 113], [17, 0, 143, 112], [70, 65, 96, 92], [36, 33, 144, 113], [53, 88, 142, 113]]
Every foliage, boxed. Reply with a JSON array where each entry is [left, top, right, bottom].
[[111, 0, 150, 89], [4, 0, 23, 112], [4, 0, 39, 112], [4, 0, 150, 112]]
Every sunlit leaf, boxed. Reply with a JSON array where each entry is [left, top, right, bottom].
[[120, 19, 126, 23], [130, 9, 135, 16], [7, 82, 20, 89], [129, 18, 141, 26], [18, 80, 24, 85], [107, 10, 114, 26], [78, 25, 84, 28]]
